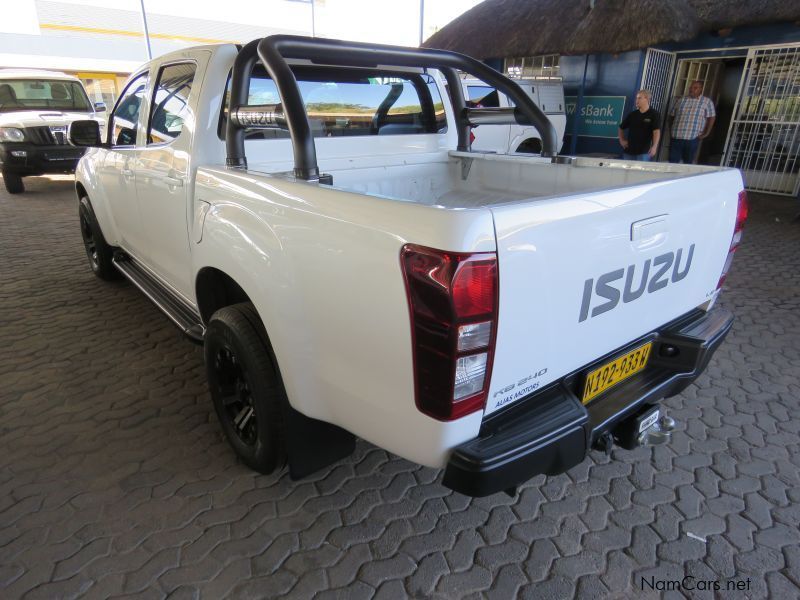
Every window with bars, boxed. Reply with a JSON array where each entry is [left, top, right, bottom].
[[504, 55, 561, 79]]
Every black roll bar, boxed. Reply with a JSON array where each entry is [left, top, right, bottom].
[[225, 35, 559, 180]]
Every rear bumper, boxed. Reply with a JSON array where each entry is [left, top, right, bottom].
[[0, 142, 85, 175], [442, 306, 734, 497]]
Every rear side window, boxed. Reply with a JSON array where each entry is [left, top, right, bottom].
[[110, 72, 148, 146], [220, 66, 447, 139], [148, 62, 196, 145]]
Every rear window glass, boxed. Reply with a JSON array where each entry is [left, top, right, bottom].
[[220, 66, 447, 139]]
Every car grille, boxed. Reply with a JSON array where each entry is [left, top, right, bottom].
[[24, 126, 68, 146]]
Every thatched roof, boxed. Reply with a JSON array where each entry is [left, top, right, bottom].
[[423, 0, 800, 58]]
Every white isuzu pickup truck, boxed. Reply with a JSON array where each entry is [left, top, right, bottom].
[[69, 36, 746, 497]]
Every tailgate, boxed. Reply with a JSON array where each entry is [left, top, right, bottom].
[[485, 169, 742, 415]]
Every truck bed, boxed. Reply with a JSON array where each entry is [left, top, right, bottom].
[[250, 148, 730, 209]]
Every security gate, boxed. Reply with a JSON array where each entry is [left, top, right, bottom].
[[723, 46, 800, 196], [639, 48, 676, 115]]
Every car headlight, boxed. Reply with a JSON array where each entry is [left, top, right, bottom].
[[0, 127, 25, 142]]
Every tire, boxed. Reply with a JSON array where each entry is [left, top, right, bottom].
[[2, 171, 24, 194], [205, 302, 287, 473], [78, 196, 119, 280]]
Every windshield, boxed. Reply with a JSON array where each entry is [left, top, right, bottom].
[[0, 79, 92, 113]]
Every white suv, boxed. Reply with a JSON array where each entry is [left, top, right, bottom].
[[0, 69, 105, 194]]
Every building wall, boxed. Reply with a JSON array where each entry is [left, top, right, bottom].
[[561, 50, 644, 156], [560, 22, 800, 157]]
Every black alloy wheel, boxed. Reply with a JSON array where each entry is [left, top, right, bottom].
[[78, 196, 119, 280], [213, 345, 259, 446], [205, 303, 286, 473], [80, 210, 99, 270]]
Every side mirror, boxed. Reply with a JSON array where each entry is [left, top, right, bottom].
[[94, 102, 107, 113], [68, 119, 102, 147]]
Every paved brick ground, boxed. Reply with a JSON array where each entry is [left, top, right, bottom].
[[1, 175, 799, 599]]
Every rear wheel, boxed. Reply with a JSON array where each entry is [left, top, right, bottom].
[[205, 303, 287, 473], [79, 196, 119, 280], [2, 171, 24, 194]]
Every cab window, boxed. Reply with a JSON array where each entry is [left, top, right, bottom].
[[147, 63, 196, 145], [111, 73, 148, 146], [466, 85, 500, 108], [220, 65, 446, 139]]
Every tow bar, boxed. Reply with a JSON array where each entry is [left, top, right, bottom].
[[638, 414, 676, 446], [611, 406, 677, 450]]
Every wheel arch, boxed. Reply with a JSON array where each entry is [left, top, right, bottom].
[[195, 267, 253, 325], [515, 137, 543, 154]]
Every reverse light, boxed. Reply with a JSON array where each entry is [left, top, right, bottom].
[[0, 127, 25, 143], [717, 190, 748, 289], [401, 244, 499, 421]]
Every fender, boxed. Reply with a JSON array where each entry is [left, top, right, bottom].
[[509, 127, 541, 153], [75, 149, 122, 245], [192, 201, 310, 408]]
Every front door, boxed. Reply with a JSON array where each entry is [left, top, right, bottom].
[[100, 71, 149, 257], [134, 60, 199, 300]]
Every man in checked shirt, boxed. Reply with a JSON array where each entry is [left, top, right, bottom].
[[668, 80, 716, 164]]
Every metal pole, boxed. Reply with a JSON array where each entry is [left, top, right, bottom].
[[570, 53, 589, 155], [419, 0, 424, 46], [311, 0, 316, 37], [138, 0, 152, 60]]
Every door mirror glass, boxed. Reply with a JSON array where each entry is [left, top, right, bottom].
[[68, 119, 102, 147], [94, 102, 107, 112]]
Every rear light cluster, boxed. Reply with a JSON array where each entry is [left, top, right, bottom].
[[401, 244, 498, 421], [717, 190, 749, 289]]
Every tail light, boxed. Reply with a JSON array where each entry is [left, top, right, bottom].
[[717, 190, 748, 289], [469, 129, 475, 146], [401, 244, 499, 421]]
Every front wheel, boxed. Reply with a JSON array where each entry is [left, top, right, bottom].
[[79, 196, 119, 280], [2, 171, 24, 194], [205, 303, 287, 473]]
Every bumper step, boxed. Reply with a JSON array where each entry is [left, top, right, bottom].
[[113, 254, 204, 343]]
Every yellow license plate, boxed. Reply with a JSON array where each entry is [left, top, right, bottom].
[[582, 342, 653, 404]]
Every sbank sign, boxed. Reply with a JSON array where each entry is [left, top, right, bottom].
[[565, 96, 626, 138]]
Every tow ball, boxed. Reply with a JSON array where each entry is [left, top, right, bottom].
[[612, 406, 676, 450]]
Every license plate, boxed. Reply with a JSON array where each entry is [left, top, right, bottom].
[[582, 342, 653, 404]]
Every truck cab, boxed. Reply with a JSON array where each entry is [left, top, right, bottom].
[[0, 69, 105, 193]]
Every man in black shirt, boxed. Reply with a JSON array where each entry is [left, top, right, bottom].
[[618, 89, 661, 161]]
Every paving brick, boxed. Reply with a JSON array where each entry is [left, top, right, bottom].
[[2, 181, 799, 599]]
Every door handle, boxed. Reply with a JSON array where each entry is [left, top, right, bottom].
[[164, 175, 184, 188]]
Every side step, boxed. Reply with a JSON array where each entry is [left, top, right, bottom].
[[113, 254, 205, 343]]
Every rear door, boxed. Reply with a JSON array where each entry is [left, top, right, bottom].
[[484, 168, 742, 415], [135, 58, 203, 300]]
